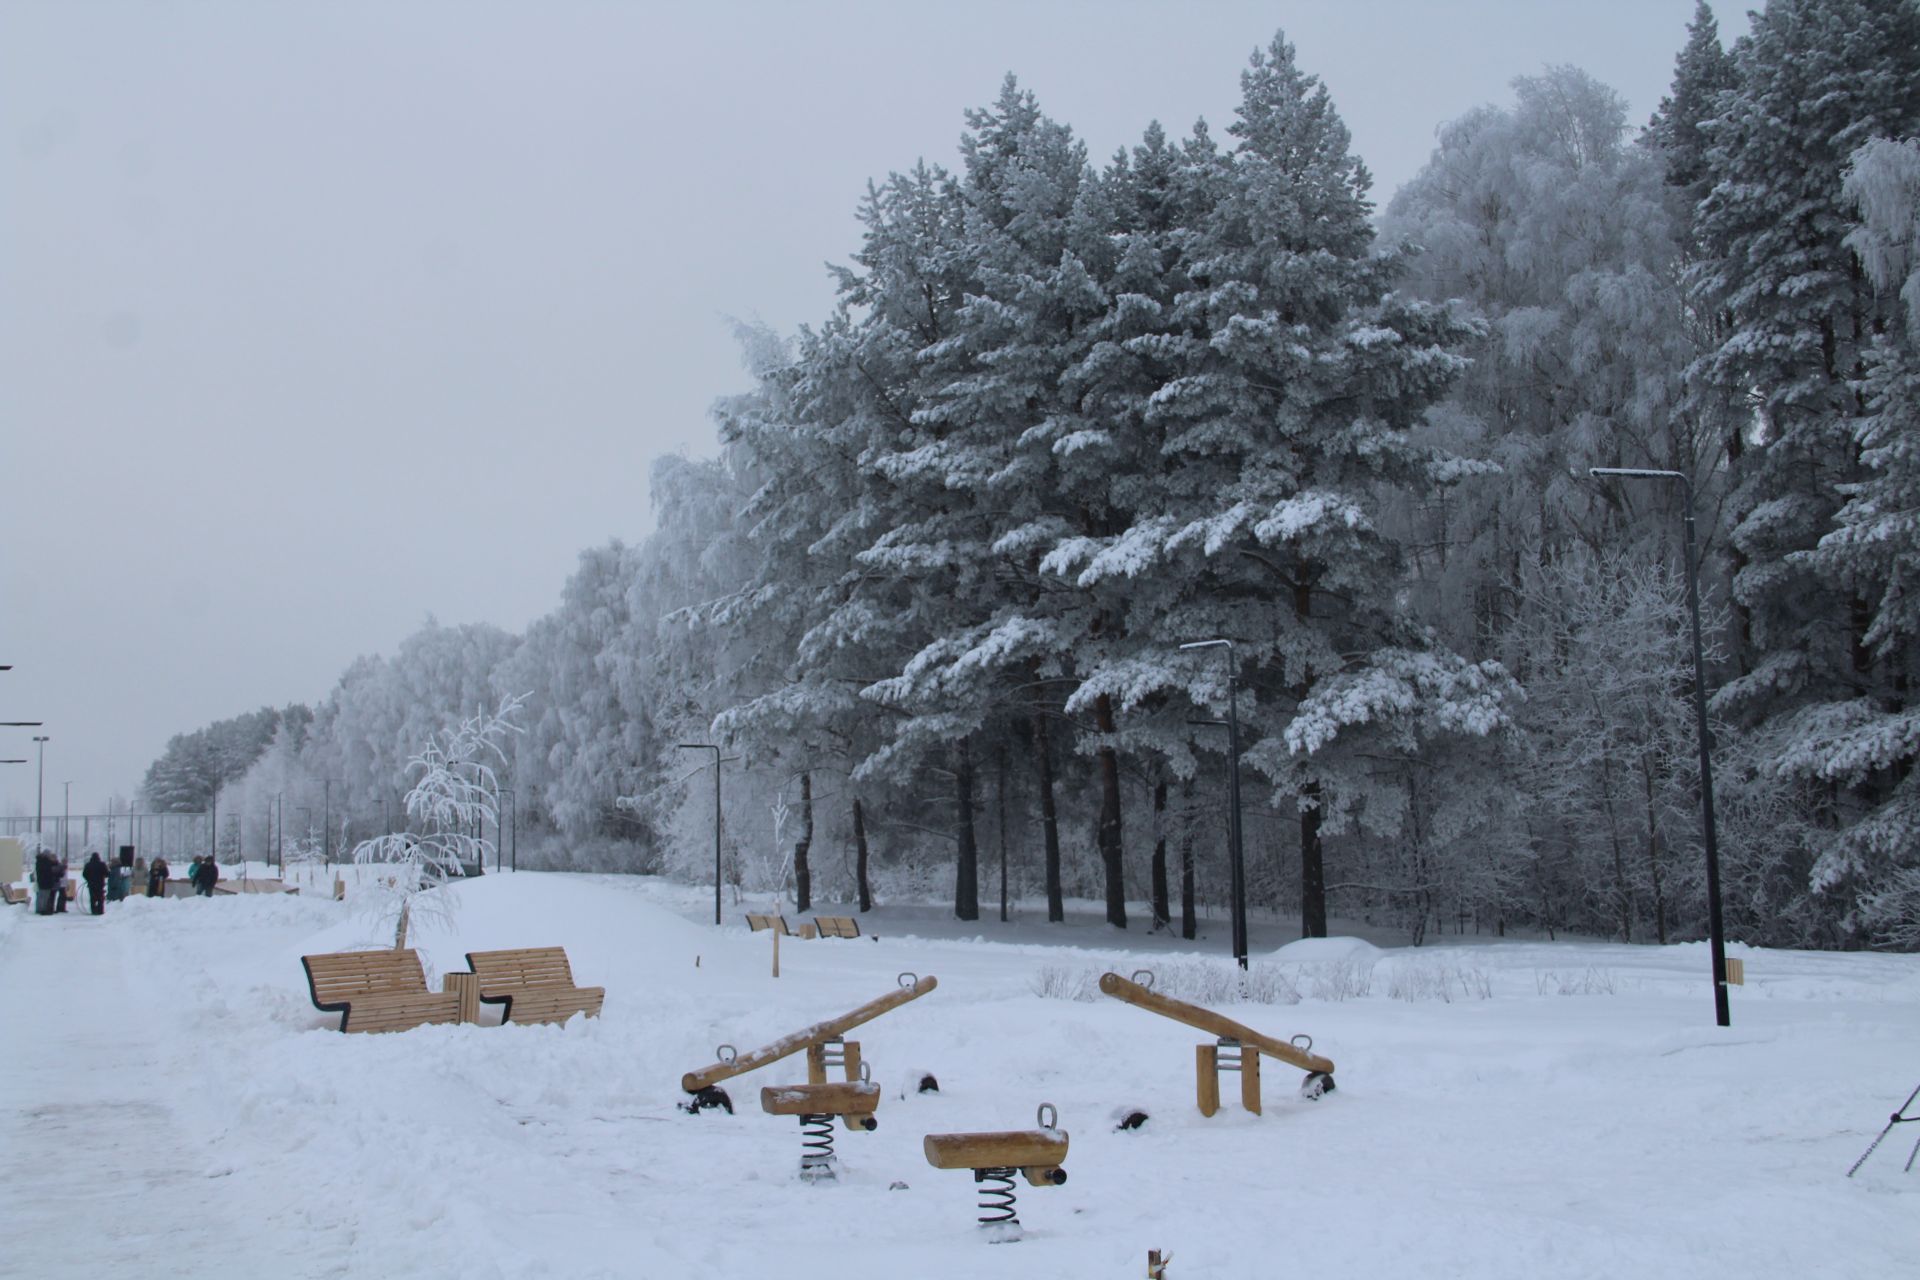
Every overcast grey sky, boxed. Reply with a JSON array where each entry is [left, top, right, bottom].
[[1, 0, 1733, 816]]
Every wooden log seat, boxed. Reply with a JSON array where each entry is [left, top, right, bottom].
[[923, 1128, 1070, 1184], [301, 949, 463, 1034], [760, 1081, 881, 1128], [464, 946, 605, 1025]]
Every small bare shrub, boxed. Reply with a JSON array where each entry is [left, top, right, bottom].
[[1535, 967, 1617, 996], [1029, 965, 1099, 1002], [1386, 958, 1493, 1003], [1030, 960, 1300, 1006], [1300, 958, 1375, 1001]]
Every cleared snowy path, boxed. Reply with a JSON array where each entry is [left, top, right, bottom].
[[0, 910, 310, 1279]]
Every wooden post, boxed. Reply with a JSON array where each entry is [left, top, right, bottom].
[[1724, 957, 1745, 986], [1195, 1043, 1220, 1117], [772, 924, 780, 979], [806, 1042, 828, 1086], [842, 1040, 862, 1084], [1241, 1047, 1261, 1115], [334, 877, 345, 901]]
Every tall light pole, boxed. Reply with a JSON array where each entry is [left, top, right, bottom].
[[1180, 640, 1249, 969], [63, 781, 72, 859], [32, 735, 49, 845], [501, 787, 517, 872], [678, 744, 723, 926], [1590, 467, 1730, 1027]]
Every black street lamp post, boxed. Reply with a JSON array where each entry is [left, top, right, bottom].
[[678, 744, 723, 926], [32, 735, 49, 845], [1180, 640, 1249, 969], [1590, 466, 1730, 1028]]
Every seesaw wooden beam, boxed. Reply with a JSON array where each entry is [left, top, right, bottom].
[[682, 975, 938, 1092], [1098, 972, 1335, 1076]]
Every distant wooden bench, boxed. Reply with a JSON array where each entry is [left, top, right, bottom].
[[215, 879, 299, 895], [813, 916, 861, 939], [2, 885, 27, 906], [301, 949, 464, 1033], [465, 947, 605, 1025], [746, 913, 791, 934]]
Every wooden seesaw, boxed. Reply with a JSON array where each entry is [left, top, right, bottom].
[[1099, 971, 1336, 1116], [923, 1103, 1068, 1242], [680, 972, 939, 1115]]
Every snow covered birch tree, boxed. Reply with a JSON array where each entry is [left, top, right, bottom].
[[351, 694, 525, 948]]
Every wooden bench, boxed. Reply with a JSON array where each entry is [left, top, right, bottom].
[[465, 947, 605, 1025], [813, 915, 861, 939], [301, 949, 463, 1033], [2, 884, 27, 906], [745, 913, 791, 934]]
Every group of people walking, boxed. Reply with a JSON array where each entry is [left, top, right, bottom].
[[28, 850, 219, 914]]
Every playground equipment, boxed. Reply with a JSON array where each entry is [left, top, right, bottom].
[[761, 1078, 882, 1179], [1098, 971, 1335, 1115], [923, 1104, 1068, 1241], [681, 972, 938, 1114], [1847, 1082, 1920, 1177]]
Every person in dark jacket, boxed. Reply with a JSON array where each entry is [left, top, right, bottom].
[[82, 853, 108, 915], [148, 855, 170, 899], [54, 857, 69, 912], [33, 851, 56, 915], [107, 857, 127, 902], [195, 856, 219, 897]]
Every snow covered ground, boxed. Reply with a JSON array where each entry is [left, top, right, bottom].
[[2, 870, 1916, 1278]]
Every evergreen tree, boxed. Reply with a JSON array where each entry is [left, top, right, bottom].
[[1047, 34, 1492, 937], [1690, 0, 1920, 942]]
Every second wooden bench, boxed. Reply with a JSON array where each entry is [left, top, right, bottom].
[[465, 947, 605, 1025]]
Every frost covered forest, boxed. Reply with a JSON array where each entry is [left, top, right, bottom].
[[143, 2, 1920, 952]]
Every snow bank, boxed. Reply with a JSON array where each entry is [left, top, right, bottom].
[[4, 872, 1917, 1280], [1270, 935, 1384, 964]]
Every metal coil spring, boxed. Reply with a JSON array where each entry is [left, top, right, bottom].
[[974, 1167, 1018, 1226], [798, 1113, 836, 1177]]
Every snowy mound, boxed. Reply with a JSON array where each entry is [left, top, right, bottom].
[[1271, 935, 1384, 964]]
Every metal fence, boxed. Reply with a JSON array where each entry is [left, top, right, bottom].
[[0, 812, 211, 859]]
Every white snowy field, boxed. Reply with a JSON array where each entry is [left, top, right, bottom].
[[1, 872, 1916, 1279]]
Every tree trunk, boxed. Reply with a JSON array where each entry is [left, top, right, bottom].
[[1180, 777, 1196, 940], [997, 748, 1010, 924], [1150, 778, 1170, 931], [1293, 579, 1327, 937], [793, 772, 813, 914], [954, 741, 979, 921], [1093, 693, 1127, 928], [1300, 782, 1327, 938], [1641, 756, 1667, 945], [852, 797, 872, 913], [1033, 714, 1063, 923]]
